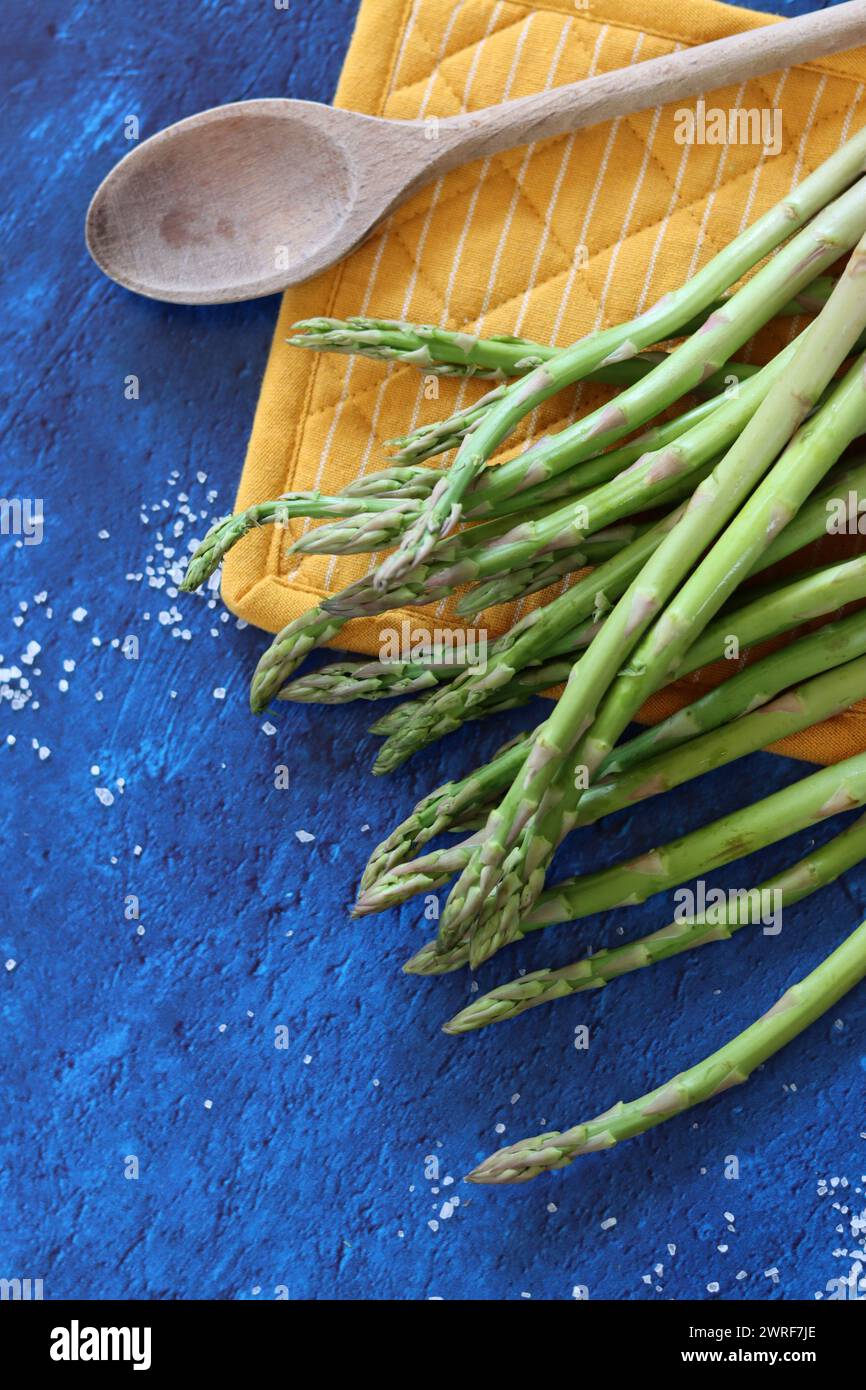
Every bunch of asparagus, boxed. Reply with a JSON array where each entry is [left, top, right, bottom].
[[181, 128, 866, 1184]]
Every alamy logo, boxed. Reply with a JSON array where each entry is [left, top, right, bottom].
[[674, 100, 782, 156], [379, 619, 487, 669], [674, 882, 783, 936], [0, 497, 43, 545], [50, 1320, 152, 1372], [0, 1276, 43, 1299]]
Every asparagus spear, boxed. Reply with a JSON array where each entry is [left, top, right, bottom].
[[404, 749, 866, 975], [388, 355, 755, 467], [359, 734, 532, 892], [373, 545, 866, 819], [279, 658, 450, 705], [467, 911, 866, 1181], [374, 323, 866, 783], [401, 343, 800, 600], [411, 335, 800, 531], [179, 493, 414, 592], [446, 812, 866, 1034], [360, 644, 866, 916], [445, 256, 866, 969], [372, 147, 866, 585], [339, 463, 446, 500], [293, 390, 728, 557], [248, 517, 631, 710], [289, 322, 670, 382], [287, 281, 834, 380]]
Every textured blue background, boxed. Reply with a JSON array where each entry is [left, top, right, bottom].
[[2, 0, 865, 1302]]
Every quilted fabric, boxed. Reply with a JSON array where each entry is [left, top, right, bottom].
[[222, 0, 866, 763]]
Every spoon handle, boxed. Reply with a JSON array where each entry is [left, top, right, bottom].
[[432, 0, 866, 167]]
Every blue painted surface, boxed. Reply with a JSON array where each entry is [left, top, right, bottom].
[[2, 0, 865, 1303]]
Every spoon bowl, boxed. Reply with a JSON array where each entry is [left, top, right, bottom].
[[86, 100, 406, 303]]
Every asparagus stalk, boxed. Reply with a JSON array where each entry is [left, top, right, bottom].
[[287, 281, 834, 380], [360, 644, 866, 916], [294, 390, 729, 558], [410, 343, 800, 598], [604, 609, 866, 778], [373, 504, 866, 783], [359, 734, 532, 892], [180, 493, 414, 592], [372, 149, 866, 585], [290, 321, 670, 382], [405, 749, 866, 975], [339, 463, 446, 500], [446, 812, 866, 1034], [376, 330, 862, 780], [582, 359, 866, 788], [285, 499, 433, 557], [463, 447, 866, 622], [445, 256, 866, 969], [467, 911, 866, 1181], [248, 516, 630, 710], [388, 361, 740, 468], [279, 658, 451, 705]]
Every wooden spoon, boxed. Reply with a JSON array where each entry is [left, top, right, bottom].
[[86, 1, 866, 305]]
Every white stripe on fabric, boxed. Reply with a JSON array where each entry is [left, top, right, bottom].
[[443, 10, 568, 443], [308, 0, 439, 504], [513, 22, 610, 336], [789, 73, 829, 190], [634, 46, 694, 316], [591, 98, 664, 332], [685, 81, 748, 283], [782, 73, 829, 345], [317, 0, 473, 587]]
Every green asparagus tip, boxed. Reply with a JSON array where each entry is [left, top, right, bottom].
[[287, 318, 332, 336], [178, 560, 212, 593], [441, 1006, 484, 1035], [249, 689, 270, 715]]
